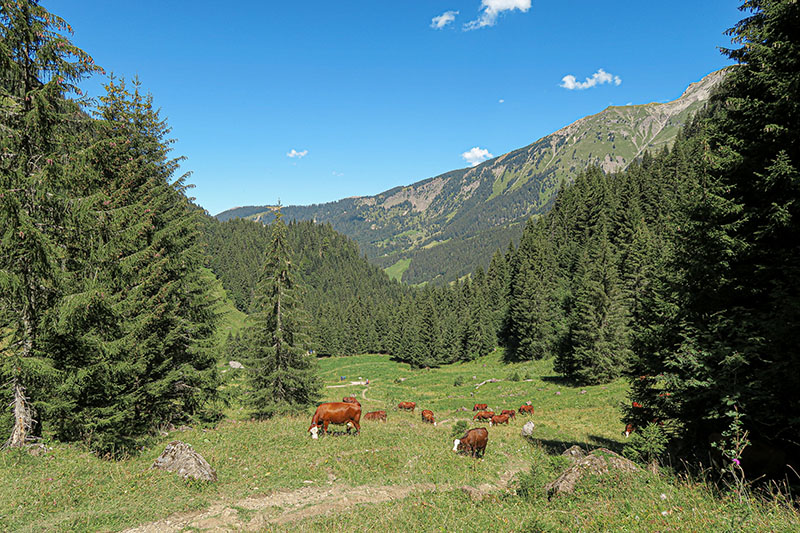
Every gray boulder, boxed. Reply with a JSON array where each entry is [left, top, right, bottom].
[[152, 441, 217, 482], [545, 448, 638, 498], [521, 421, 535, 438]]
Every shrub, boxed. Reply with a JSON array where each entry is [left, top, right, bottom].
[[508, 371, 521, 382], [451, 420, 469, 439], [453, 376, 464, 387], [622, 423, 668, 465]]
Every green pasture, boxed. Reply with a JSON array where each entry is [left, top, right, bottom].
[[1, 351, 797, 532]]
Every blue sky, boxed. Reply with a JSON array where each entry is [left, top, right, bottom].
[[46, 1, 743, 215]]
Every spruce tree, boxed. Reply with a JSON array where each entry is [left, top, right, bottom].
[[245, 211, 320, 418], [638, 0, 800, 455], [557, 226, 631, 384], [46, 78, 220, 453], [0, 0, 99, 447]]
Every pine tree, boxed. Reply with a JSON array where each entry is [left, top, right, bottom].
[[503, 218, 559, 361], [0, 0, 100, 447], [638, 0, 800, 455], [557, 226, 631, 384], [46, 78, 221, 453], [245, 211, 320, 418]]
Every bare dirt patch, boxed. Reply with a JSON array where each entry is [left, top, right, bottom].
[[124, 459, 529, 531], [122, 483, 441, 532]]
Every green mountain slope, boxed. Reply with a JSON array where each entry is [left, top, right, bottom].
[[217, 70, 725, 284]]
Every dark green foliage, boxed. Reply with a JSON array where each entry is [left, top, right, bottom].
[[46, 78, 220, 455], [244, 212, 321, 418], [450, 420, 469, 439], [630, 0, 800, 463], [0, 0, 100, 447], [622, 423, 668, 465]]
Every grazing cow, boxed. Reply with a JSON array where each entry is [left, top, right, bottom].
[[398, 401, 416, 412], [308, 402, 361, 439], [500, 409, 516, 419], [421, 409, 436, 426], [473, 410, 495, 422], [343, 396, 361, 406], [473, 403, 488, 411], [489, 414, 510, 426], [364, 410, 387, 422], [518, 405, 534, 415], [623, 423, 635, 437], [453, 427, 489, 458]]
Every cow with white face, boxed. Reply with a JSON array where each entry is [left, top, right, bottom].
[[453, 427, 488, 458]]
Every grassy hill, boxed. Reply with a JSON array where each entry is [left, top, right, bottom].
[[218, 70, 726, 285], [3, 349, 797, 531]]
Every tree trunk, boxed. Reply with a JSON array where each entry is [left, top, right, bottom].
[[6, 380, 32, 448]]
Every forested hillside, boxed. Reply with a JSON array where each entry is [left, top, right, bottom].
[[218, 70, 724, 284]]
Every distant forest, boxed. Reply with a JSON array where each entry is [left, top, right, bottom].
[[2, 0, 798, 473]]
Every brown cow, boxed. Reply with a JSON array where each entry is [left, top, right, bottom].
[[623, 423, 635, 437], [518, 405, 534, 415], [364, 410, 387, 422], [398, 401, 416, 412], [632, 401, 643, 408], [473, 410, 495, 421], [453, 427, 489, 458], [473, 403, 488, 411], [343, 396, 361, 406], [309, 402, 361, 439], [500, 409, 516, 419], [489, 414, 510, 426], [421, 409, 436, 426]]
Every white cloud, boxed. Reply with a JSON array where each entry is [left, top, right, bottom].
[[498, 98, 505, 103], [286, 149, 308, 159], [464, 0, 531, 30], [462, 146, 494, 167], [431, 10, 458, 29], [332, 171, 344, 177], [560, 68, 622, 90]]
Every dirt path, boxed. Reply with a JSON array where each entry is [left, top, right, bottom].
[[122, 482, 440, 532], [123, 462, 528, 531]]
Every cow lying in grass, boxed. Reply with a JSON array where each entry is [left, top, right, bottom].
[[421, 409, 436, 426]]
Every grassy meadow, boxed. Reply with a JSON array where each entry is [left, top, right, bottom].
[[1, 351, 798, 531]]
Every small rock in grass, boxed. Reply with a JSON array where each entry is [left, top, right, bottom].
[[228, 360, 244, 369], [521, 421, 535, 438]]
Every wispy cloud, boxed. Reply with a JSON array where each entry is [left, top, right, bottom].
[[431, 10, 459, 29], [332, 171, 344, 177], [498, 98, 505, 103], [286, 149, 308, 159], [560, 68, 622, 90], [464, 0, 531, 30], [462, 147, 494, 166]]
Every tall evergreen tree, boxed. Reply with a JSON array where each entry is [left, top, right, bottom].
[[0, 0, 99, 447], [557, 224, 631, 384], [245, 211, 320, 418], [633, 0, 800, 460], [48, 78, 220, 453]]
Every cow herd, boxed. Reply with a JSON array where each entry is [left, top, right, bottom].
[[307, 395, 536, 459]]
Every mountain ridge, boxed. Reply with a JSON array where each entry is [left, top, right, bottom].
[[217, 69, 727, 284]]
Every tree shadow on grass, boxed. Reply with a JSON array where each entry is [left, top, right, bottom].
[[540, 375, 578, 387], [527, 434, 624, 456]]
